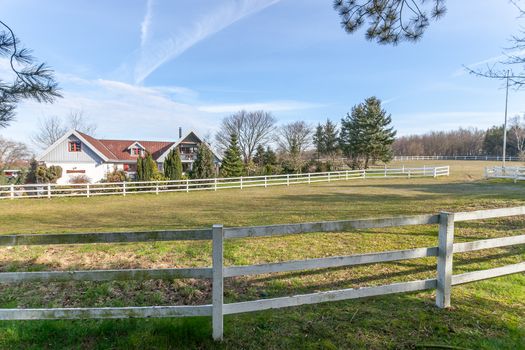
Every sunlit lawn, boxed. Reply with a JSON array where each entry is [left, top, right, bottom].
[[0, 160, 523, 349]]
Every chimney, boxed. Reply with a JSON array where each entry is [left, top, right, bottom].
[[179, 127, 182, 139]]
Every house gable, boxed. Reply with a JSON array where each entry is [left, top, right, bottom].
[[157, 130, 221, 163], [37, 130, 108, 164]]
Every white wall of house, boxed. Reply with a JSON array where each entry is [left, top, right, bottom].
[[45, 161, 111, 184]]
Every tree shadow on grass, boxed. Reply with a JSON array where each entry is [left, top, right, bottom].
[[280, 180, 525, 205], [0, 288, 522, 349]]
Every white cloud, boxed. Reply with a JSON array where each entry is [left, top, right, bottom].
[[453, 48, 525, 77], [2, 72, 321, 146], [140, 0, 154, 47], [133, 0, 281, 84], [197, 100, 323, 113]]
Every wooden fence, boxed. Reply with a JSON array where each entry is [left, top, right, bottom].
[[0, 166, 450, 200], [0, 206, 524, 340], [485, 166, 525, 182]]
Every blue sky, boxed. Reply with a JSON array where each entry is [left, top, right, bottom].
[[1, 0, 525, 147]]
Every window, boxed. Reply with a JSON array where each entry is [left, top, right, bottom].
[[130, 147, 142, 156], [68, 141, 81, 152]]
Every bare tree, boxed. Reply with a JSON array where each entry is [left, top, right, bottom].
[[275, 121, 313, 155], [0, 136, 30, 168], [466, 2, 525, 86], [68, 110, 96, 135], [510, 114, 525, 158], [393, 128, 488, 156], [215, 110, 276, 163], [32, 110, 96, 149], [32, 115, 67, 149]]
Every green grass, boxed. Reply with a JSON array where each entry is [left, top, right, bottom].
[[0, 160, 523, 349]]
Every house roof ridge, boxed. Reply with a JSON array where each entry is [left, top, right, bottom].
[[76, 131, 120, 160]]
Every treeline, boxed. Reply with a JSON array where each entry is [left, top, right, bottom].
[[393, 116, 525, 158], [215, 96, 396, 174]]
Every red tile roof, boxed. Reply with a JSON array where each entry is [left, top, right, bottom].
[[77, 131, 175, 162]]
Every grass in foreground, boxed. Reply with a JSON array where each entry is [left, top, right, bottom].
[[0, 161, 523, 349]]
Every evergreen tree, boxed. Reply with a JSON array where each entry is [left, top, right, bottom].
[[313, 120, 339, 161], [136, 152, 158, 181], [253, 144, 265, 166], [164, 148, 183, 180], [25, 158, 62, 184], [220, 133, 244, 177], [0, 21, 61, 128], [263, 146, 277, 166], [313, 123, 325, 160], [136, 156, 143, 181], [192, 143, 215, 179], [323, 119, 339, 158], [340, 97, 396, 168], [25, 158, 39, 184]]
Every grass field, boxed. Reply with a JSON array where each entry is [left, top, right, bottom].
[[0, 160, 524, 349]]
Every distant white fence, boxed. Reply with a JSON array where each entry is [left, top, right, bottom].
[[0, 206, 523, 341], [0, 166, 450, 200], [485, 166, 525, 182], [394, 155, 522, 161]]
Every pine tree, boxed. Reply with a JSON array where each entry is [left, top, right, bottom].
[[164, 148, 183, 180], [136, 152, 158, 181], [220, 133, 244, 177], [313, 123, 325, 160], [192, 143, 215, 179], [323, 119, 339, 158], [144, 152, 157, 180], [263, 146, 277, 166], [253, 144, 265, 166], [136, 156, 143, 181], [25, 158, 39, 184], [340, 97, 396, 169]]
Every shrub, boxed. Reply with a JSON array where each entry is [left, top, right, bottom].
[[104, 168, 128, 183], [69, 175, 91, 184]]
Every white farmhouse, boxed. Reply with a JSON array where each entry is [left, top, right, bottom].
[[37, 129, 221, 184]]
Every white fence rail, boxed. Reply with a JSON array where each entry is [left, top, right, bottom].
[[485, 166, 525, 182], [0, 166, 450, 200], [0, 206, 524, 340], [394, 155, 522, 161]]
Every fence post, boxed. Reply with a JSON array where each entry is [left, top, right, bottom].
[[436, 212, 455, 308], [87, 184, 90, 198], [362, 169, 366, 179], [308, 173, 311, 184], [186, 179, 189, 193], [384, 165, 387, 177], [214, 178, 218, 191], [433, 167, 437, 178], [47, 184, 51, 199], [328, 172, 331, 182], [287, 174, 290, 186], [240, 176, 243, 189], [156, 182, 159, 195], [123, 182, 126, 196], [264, 176, 267, 188], [10, 184, 14, 199], [212, 224, 224, 341]]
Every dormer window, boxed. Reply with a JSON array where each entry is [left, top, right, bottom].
[[131, 147, 142, 156], [68, 141, 81, 152], [128, 142, 145, 157]]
